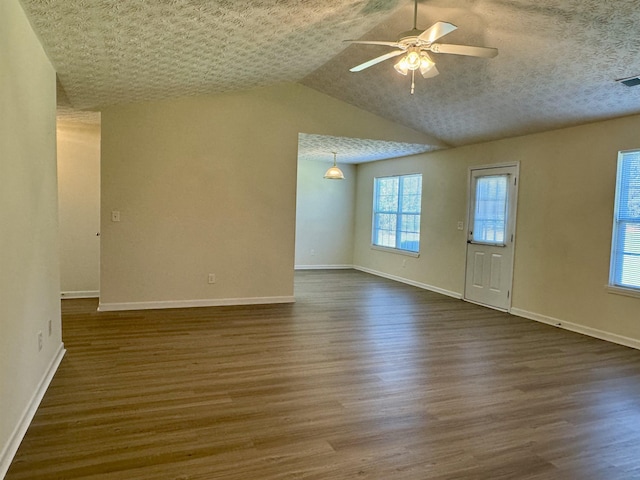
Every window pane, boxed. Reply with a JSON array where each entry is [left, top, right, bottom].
[[398, 214, 420, 252], [618, 152, 640, 220], [374, 213, 397, 248], [611, 151, 640, 289], [614, 222, 640, 287], [473, 175, 508, 244], [400, 175, 422, 213], [620, 254, 640, 287], [376, 177, 398, 212]]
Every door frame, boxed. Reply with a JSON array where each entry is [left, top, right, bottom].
[[463, 162, 520, 312]]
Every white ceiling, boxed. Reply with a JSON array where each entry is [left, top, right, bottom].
[[21, 0, 640, 157]]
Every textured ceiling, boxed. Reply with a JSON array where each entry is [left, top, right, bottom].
[[298, 133, 435, 164], [56, 77, 101, 125], [22, 0, 401, 110], [20, 0, 640, 150], [304, 0, 640, 146]]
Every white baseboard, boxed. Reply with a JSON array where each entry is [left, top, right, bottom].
[[61, 290, 99, 299], [0, 343, 65, 479], [510, 308, 640, 351], [354, 266, 463, 300], [295, 264, 354, 270], [97, 295, 296, 312]]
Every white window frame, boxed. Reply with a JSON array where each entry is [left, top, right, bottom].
[[608, 149, 640, 298], [371, 174, 422, 255]]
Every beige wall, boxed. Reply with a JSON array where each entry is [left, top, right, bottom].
[[99, 83, 434, 310], [0, 0, 62, 474], [57, 122, 101, 297], [354, 115, 640, 345], [295, 159, 356, 268], [355, 154, 468, 297]]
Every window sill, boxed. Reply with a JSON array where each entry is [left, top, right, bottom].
[[606, 285, 640, 299], [371, 245, 420, 258]]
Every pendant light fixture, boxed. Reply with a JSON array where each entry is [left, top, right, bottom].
[[324, 152, 345, 180]]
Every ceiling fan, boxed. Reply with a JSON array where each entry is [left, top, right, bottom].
[[345, 0, 498, 94]]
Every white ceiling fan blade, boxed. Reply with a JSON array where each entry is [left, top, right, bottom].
[[420, 64, 439, 79], [344, 40, 402, 48], [349, 50, 405, 72], [417, 21, 457, 44], [430, 43, 498, 58]]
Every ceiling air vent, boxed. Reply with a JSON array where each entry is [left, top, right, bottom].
[[617, 75, 640, 87]]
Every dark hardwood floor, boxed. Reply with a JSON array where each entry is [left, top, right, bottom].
[[7, 270, 640, 479]]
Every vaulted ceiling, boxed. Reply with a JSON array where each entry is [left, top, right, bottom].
[[21, 0, 640, 158]]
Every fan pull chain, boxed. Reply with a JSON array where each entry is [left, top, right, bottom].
[[411, 70, 415, 95]]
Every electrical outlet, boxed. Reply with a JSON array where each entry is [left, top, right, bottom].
[[457, 221, 464, 230], [111, 210, 120, 222], [402, 259, 407, 268], [208, 273, 216, 284], [310, 249, 315, 256], [48, 319, 52, 337], [37, 331, 43, 351]]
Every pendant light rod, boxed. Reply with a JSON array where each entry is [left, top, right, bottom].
[[413, 0, 418, 30]]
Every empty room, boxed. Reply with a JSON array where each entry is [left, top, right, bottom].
[[2, 0, 640, 478]]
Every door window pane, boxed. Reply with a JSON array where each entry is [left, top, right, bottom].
[[473, 175, 508, 244]]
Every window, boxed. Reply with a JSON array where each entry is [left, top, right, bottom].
[[610, 150, 640, 290], [472, 175, 509, 245], [372, 174, 422, 253]]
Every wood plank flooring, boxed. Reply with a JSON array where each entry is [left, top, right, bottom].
[[6, 269, 640, 479]]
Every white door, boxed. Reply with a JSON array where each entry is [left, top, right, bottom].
[[464, 165, 519, 311]]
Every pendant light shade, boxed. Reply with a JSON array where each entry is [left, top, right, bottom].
[[324, 152, 345, 180]]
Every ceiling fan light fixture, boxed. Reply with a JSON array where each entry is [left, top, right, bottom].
[[346, 0, 498, 90], [324, 152, 345, 180], [394, 57, 409, 75], [405, 49, 422, 71], [419, 52, 435, 76]]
